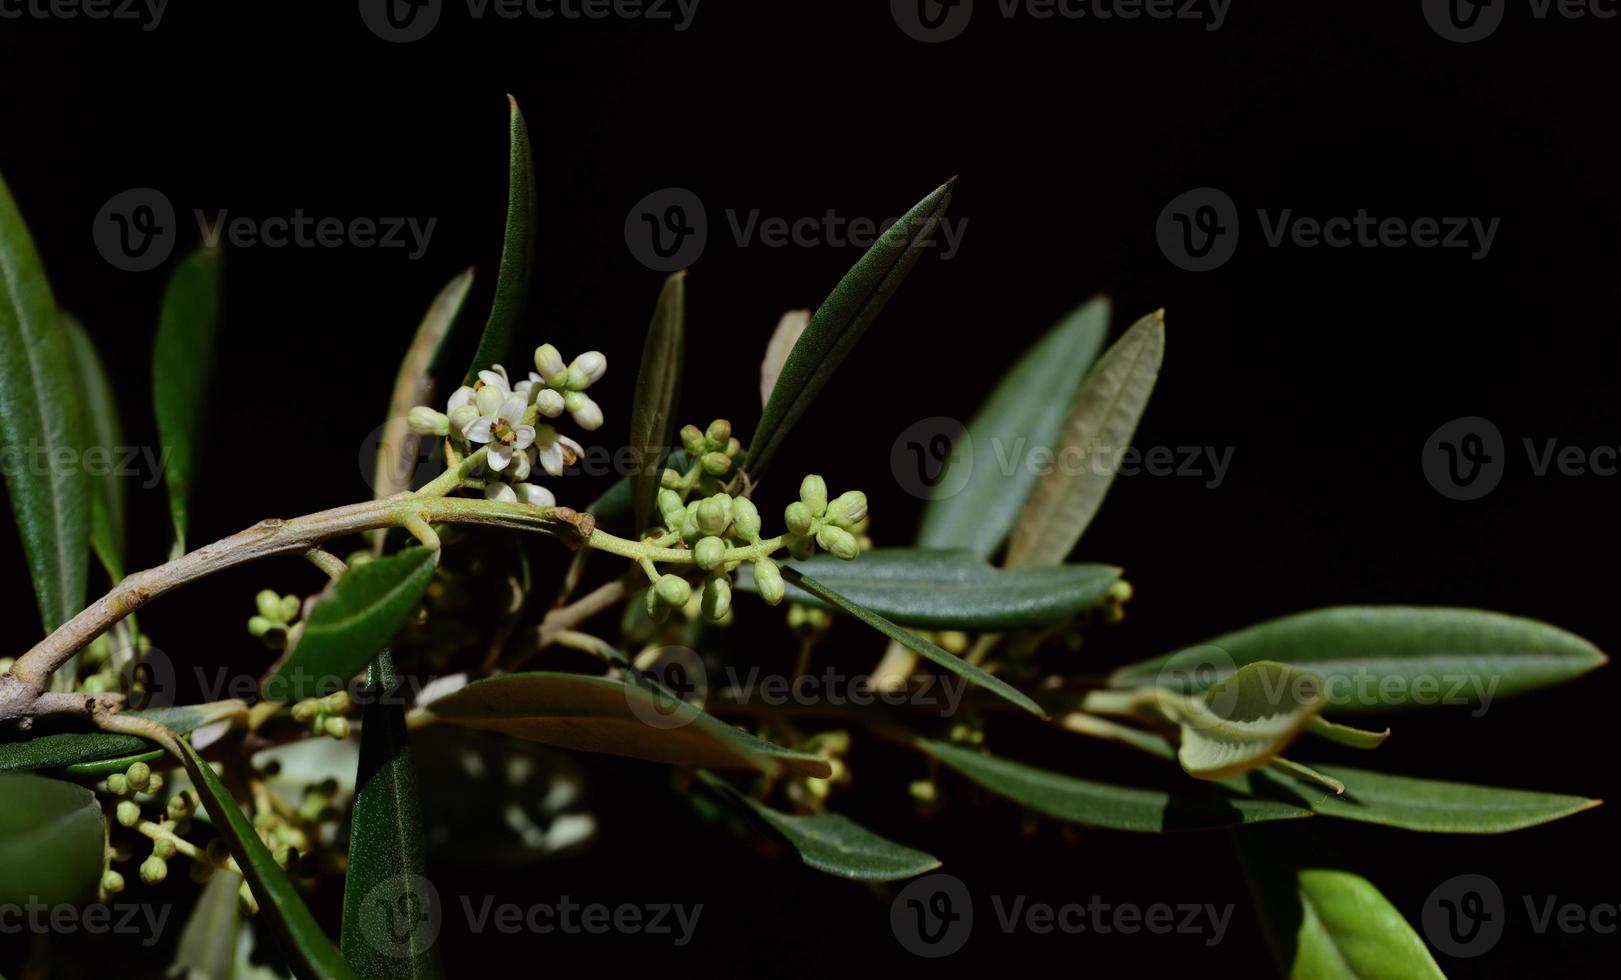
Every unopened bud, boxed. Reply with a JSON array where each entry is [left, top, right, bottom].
[[655, 575, 692, 608], [106, 773, 128, 796], [126, 762, 151, 792], [408, 406, 451, 437], [153, 837, 177, 860], [696, 497, 729, 536], [817, 525, 860, 560], [701, 451, 732, 476], [694, 536, 726, 571], [784, 501, 815, 537], [704, 419, 732, 450], [255, 590, 282, 622], [799, 475, 828, 515], [702, 575, 732, 621], [102, 870, 126, 894], [731, 497, 761, 541], [569, 351, 607, 387], [657, 489, 685, 529], [753, 558, 785, 605], [116, 801, 141, 827], [680, 425, 706, 456], [139, 856, 168, 885], [323, 716, 351, 740], [825, 491, 867, 529], [534, 343, 566, 384]]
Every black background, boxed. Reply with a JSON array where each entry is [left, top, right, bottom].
[[1, 1, 1617, 976]]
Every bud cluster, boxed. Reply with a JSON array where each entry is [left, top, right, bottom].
[[247, 589, 303, 650]]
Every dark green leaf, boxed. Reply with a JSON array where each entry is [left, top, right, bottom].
[[342, 652, 443, 979], [375, 270, 474, 504], [745, 180, 954, 476], [0, 171, 88, 632], [0, 704, 234, 773], [1109, 606, 1607, 712], [739, 548, 1119, 629], [1245, 763, 1600, 834], [178, 737, 355, 980], [1005, 310, 1163, 567], [920, 740, 1309, 832], [462, 96, 534, 383], [423, 671, 832, 777], [0, 774, 103, 905], [627, 271, 686, 529], [172, 868, 244, 980], [63, 315, 127, 582], [698, 771, 939, 881], [919, 296, 1110, 557], [151, 247, 223, 553], [1233, 825, 1443, 979], [780, 566, 1045, 717], [264, 548, 439, 701]]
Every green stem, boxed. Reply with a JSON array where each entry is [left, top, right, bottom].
[[585, 528, 787, 564]]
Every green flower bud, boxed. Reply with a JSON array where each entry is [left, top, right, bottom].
[[694, 536, 726, 571], [139, 856, 168, 885], [290, 700, 317, 723], [787, 534, 817, 561], [1108, 580, 1134, 604], [0, 656, 14, 676], [660, 467, 684, 489], [324, 716, 351, 740], [799, 475, 828, 515], [725, 437, 742, 458], [825, 491, 868, 529], [753, 558, 786, 605], [702, 575, 732, 621], [696, 497, 729, 536], [731, 497, 761, 541], [645, 587, 672, 623], [126, 762, 151, 792], [701, 451, 732, 476], [534, 343, 568, 387], [167, 793, 193, 821], [704, 419, 732, 451], [817, 525, 860, 560], [247, 615, 275, 638], [146, 773, 164, 796], [449, 403, 480, 433], [279, 595, 302, 622], [106, 773, 128, 796], [116, 801, 141, 827], [657, 488, 685, 529], [655, 574, 692, 608], [680, 425, 707, 456], [102, 870, 125, 895], [324, 691, 351, 713], [784, 501, 815, 537], [408, 406, 451, 437], [153, 837, 177, 860], [570, 350, 607, 387], [255, 590, 282, 622]]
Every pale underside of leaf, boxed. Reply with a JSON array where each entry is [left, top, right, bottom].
[[374, 269, 474, 510], [759, 309, 809, 409]]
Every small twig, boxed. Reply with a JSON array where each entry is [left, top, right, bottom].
[[303, 548, 348, 579]]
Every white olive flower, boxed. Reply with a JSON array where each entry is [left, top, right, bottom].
[[512, 483, 556, 507], [531, 425, 585, 477], [446, 385, 481, 433], [463, 391, 535, 472]]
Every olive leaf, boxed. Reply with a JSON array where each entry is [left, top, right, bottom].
[[0, 703, 239, 774], [919, 296, 1111, 558], [1233, 826, 1444, 979], [374, 269, 474, 506], [627, 271, 686, 530], [1157, 661, 1328, 782], [738, 548, 1119, 630], [151, 247, 223, 554], [758, 309, 809, 408], [698, 772, 940, 882], [63, 314, 127, 582], [1110, 605, 1607, 712], [920, 740, 1310, 833], [422, 672, 832, 777], [1005, 310, 1164, 567], [0, 774, 104, 906], [745, 179, 955, 476], [0, 171, 88, 633], [171, 868, 244, 980], [460, 96, 534, 383], [263, 547, 439, 701]]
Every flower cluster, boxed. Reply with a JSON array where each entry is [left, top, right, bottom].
[[407, 343, 607, 505]]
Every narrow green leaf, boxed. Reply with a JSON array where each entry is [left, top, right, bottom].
[[1109, 606, 1608, 713], [375, 270, 474, 504], [1233, 825, 1444, 980], [172, 868, 244, 980], [264, 548, 439, 701], [1245, 763, 1601, 834], [1165, 661, 1326, 781], [919, 296, 1111, 557], [1308, 716, 1389, 749], [178, 738, 355, 980], [342, 652, 443, 979], [919, 740, 1310, 832], [0, 774, 103, 905], [780, 566, 1045, 717], [462, 96, 534, 383], [422, 671, 832, 778], [63, 315, 127, 582], [0, 704, 236, 773], [697, 771, 940, 881], [1005, 310, 1165, 567], [151, 246, 223, 553], [739, 548, 1119, 629], [745, 179, 955, 476], [627, 271, 686, 529], [0, 171, 88, 632]]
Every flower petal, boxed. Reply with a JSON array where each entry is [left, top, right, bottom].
[[514, 483, 556, 508], [475, 385, 505, 418], [463, 417, 495, 444], [537, 442, 564, 477], [447, 386, 476, 411], [499, 394, 528, 425], [487, 444, 514, 471], [512, 425, 536, 450]]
